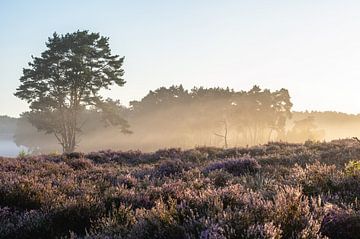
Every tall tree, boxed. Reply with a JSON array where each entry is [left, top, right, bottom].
[[230, 86, 292, 144], [15, 30, 130, 153]]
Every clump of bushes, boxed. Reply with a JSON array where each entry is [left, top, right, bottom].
[[152, 159, 187, 178], [48, 200, 105, 237], [291, 161, 338, 196], [64, 152, 85, 159], [66, 157, 93, 170], [0, 207, 50, 239], [0, 180, 49, 210], [203, 156, 261, 176], [245, 222, 282, 239], [1, 142, 360, 238], [320, 206, 360, 239], [208, 170, 233, 187]]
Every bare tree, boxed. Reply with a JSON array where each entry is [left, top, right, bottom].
[[214, 120, 228, 148]]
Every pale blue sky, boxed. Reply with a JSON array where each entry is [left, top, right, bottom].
[[1, 0, 360, 117]]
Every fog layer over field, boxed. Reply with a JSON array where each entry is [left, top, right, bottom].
[[4, 85, 360, 154]]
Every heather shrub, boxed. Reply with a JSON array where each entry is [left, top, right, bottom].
[[183, 149, 209, 163], [0, 207, 50, 239], [196, 147, 224, 159], [1, 142, 360, 238], [104, 187, 154, 210], [234, 173, 277, 196], [219, 188, 274, 237], [320, 206, 360, 239], [153, 148, 183, 159], [331, 175, 360, 203], [48, 200, 105, 237], [203, 156, 261, 176], [65, 152, 85, 159], [289, 160, 360, 202], [272, 186, 323, 239], [318, 143, 360, 166], [86, 150, 145, 164], [200, 224, 226, 239], [128, 200, 188, 239], [152, 159, 186, 178], [208, 170, 232, 187], [292, 162, 338, 196], [245, 222, 282, 239], [85, 151, 112, 164], [246, 146, 267, 157], [115, 174, 138, 188], [89, 204, 136, 237], [67, 158, 93, 170], [132, 166, 154, 179], [0, 180, 48, 210]]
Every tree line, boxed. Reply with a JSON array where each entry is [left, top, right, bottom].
[[14, 30, 323, 153]]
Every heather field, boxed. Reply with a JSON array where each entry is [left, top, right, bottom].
[[1, 140, 360, 239]]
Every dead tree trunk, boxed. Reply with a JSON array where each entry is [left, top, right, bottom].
[[214, 120, 228, 148]]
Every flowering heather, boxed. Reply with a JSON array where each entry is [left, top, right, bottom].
[[203, 156, 261, 176], [320, 206, 360, 239], [1, 140, 360, 238]]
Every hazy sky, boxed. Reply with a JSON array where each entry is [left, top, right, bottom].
[[1, 0, 360, 117]]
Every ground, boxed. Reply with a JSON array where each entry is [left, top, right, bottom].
[[1, 140, 360, 238]]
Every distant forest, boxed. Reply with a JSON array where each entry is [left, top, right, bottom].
[[2, 85, 360, 153]]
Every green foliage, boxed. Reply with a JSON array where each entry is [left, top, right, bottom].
[[345, 160, 360, 176], [12, 84, 294, 153], [14, 30, 129, 153], [130, 85, 293, 146], [17, 149, 28, 159]]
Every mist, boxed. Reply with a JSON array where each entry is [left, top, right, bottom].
[[4, 85, 359, 155]]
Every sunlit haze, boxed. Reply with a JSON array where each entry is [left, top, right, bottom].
[[3, 2, 360, 236], [1, 0, 360, 116]]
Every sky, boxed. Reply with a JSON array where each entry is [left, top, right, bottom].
[[1, 0, 360, 117]]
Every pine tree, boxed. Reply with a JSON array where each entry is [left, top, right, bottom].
[[15, 30, 130, 153]]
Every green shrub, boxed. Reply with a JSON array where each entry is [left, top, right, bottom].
[[17, 149, 28, 159], [345, 160, 360, 176]]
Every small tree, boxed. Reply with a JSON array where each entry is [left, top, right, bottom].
[[15, 30, 130, 153]]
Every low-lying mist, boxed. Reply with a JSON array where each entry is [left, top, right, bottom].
[[8, 85, 360, 154]]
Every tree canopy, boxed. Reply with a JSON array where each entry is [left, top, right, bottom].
[[129, 85, 293, 147], [14, 30, 130, 152]]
